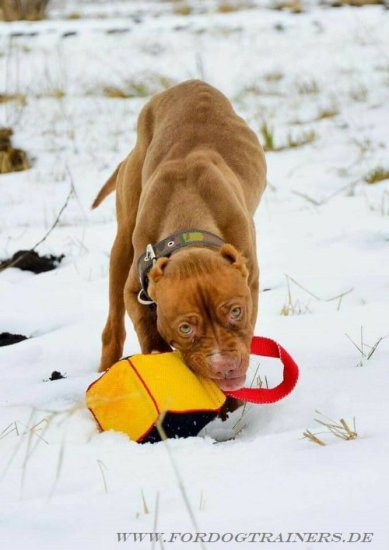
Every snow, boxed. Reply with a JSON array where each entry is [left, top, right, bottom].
[[1, 1, 389, 548]]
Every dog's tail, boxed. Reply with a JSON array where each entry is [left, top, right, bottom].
[[91, 164, 121, 209]]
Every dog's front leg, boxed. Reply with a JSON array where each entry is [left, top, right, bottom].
[[124, 273, 171, 354], [98, 229, 132, 372]]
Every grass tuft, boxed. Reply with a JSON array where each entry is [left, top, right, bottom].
[[67, 11, 81, 19], [260, 123, 316, 153], [280, 277, 311, 316], [296, 79, 319, 95], [263, 71, 284, 82], [0, 0, 50, 21], [303, 412, 358, 446], [0, 127, 30, 174], [345, 327, 385, 367], [102, 75, 176, 99], [49, 88, 66, 99], [285, 130, 316, 149], [272, 0, 303, 12], [173, 4, 192, 15], [102, 86, 132, 99], [281, 274, 353, 313], [0, 92, 27, 105], [260, 121, 275, 151], [365, 166, 389, 184], [349, 83, 368, 102], [316, 105, 339, 120], [217, 2, 251, 12]]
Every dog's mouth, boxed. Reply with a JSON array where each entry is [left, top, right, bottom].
[[182, 349, 248, 392], [212, 374, 246, 392]]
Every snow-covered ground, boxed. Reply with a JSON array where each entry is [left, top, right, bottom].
[[1, 1, 389, 548]]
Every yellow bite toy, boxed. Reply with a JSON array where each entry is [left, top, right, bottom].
[[86, 336, 299, 443], [86, 351, 226, 443]]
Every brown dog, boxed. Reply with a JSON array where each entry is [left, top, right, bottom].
[[92, 80, 266, 395]]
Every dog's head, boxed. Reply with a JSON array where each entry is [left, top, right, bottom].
[[148, 244, 253, 391]]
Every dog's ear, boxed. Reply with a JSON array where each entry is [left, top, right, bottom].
[[148, 257, 169, 299], [220, 244, 248, 279], [149, 257, 169, 284]]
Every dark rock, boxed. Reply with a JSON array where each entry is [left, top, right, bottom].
[[0, 332, 28, 347], [49, 371, 66, 381], [0, 250, 64, 274], [62, 31, 78, 38]]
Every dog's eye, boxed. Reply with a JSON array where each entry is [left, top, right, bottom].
[[230, 306, 242, 320], [178, 323, 192, 336]]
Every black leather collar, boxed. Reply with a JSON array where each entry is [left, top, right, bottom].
[[137, 229, 225, 305]]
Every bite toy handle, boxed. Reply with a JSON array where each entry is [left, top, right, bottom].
[[225, 336, 299, 404]]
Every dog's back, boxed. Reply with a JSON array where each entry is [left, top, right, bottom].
[[138, 80, 267, 211]]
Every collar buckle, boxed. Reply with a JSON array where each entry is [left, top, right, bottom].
[[144, 243, 156, 264]]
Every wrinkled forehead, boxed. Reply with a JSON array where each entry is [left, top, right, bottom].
[[155, 266, 249, 317]]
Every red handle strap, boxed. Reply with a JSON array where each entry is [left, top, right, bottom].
[[225, 336, 299, 404]]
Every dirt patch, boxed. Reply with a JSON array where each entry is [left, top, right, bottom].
[[0, 127, 30, 174], [0, 332, 28, 347], [0, 250, 64, 273]]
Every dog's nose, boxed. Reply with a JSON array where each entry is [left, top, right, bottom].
[[208, 353, 240, 378]]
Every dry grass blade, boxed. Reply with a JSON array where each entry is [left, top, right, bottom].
[[345, 332, 364, 355], [286, 274, 353, 304], [16, 419, 50, 446], [345, 328, 386, 367], [155, 413, 207, 550], [232, 360, 263, 438], [256, 374, 269, 389], [314, 411, 357, 441], [292, 178, 360, 207], [366, 337, 384, 360], [97, 460, 108, 494], [0, 422, 19, 440], [340, 419, 357, 440], [199, 490, 205, 511], [141, 489, 149, 514], [48, 431, 66, 501], [302, 430, 326, 446], [48, 406, 81, 501], [151, 492, 164, 550], [20, 409, 38, 500], [291, 189, 322, 206]]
